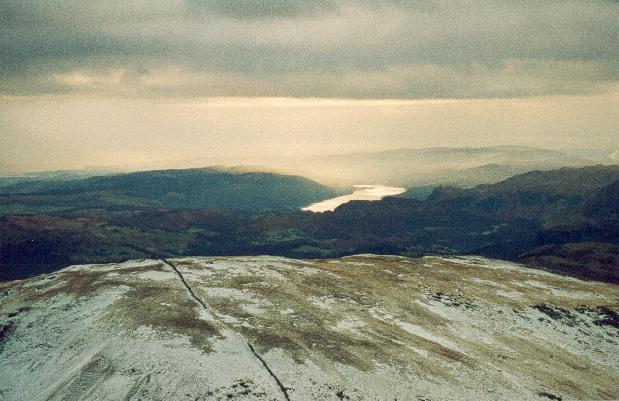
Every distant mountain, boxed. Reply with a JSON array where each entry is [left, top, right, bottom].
[[0, 169, 114, 193], [427, 165, 619, 222], [397, 164, 540, 198], [282, 145, 592, 187], [182, 165, 619, 281], [351, 165, 619, 281], [423, 163, 540, 186], [0, 168, 335, 213], [1, 165, 617, 283]]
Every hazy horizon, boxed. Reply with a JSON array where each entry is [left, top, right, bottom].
[[2, 0, 618, 174], [2, 140, 618, 177], [2, 93, 618, 175]]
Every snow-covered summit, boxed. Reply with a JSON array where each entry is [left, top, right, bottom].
[[1, 255, 618, 400]]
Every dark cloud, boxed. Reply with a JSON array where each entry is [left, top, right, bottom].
[[1, 0, 618, 98], [186, 0, 434, 19], [187, 0, 333, 18]]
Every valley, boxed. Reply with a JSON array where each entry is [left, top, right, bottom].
[[1, 164, 617, 284]]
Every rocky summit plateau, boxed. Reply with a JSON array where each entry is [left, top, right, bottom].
[[0, 255, 618, 401]]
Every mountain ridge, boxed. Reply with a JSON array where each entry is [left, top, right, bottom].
[[0, 168, 336, 213]]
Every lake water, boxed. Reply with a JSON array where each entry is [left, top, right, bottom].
[[302, 185, 406, 213]]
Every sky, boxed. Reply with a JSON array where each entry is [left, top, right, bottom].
[[1, 0, 618, 173]]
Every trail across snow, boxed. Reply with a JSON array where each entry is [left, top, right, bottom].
[[161, 258, 291, 401]]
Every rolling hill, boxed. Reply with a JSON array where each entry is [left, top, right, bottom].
[[0, 167, 336, 214], [1, 165, 617, 283]]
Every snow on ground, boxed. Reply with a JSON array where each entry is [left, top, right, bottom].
[[1, 254, 618, 400]]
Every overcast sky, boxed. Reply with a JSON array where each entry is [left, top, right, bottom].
[[1, 0, 618, 173]]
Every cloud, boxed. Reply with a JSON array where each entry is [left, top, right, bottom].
[[187, 0, 333, 19], [1, 0, 618, 99]]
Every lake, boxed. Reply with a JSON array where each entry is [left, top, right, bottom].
[[302, 184, 406, 213]]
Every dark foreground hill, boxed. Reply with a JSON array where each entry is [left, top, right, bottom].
[[1, 255, 617, 400], [0, 167, 335, 214]]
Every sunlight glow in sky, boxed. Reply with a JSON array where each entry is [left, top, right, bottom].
[[1, 0, 618, 173]]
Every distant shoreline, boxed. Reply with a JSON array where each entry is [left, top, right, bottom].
[[302, 184, 406, 213]]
